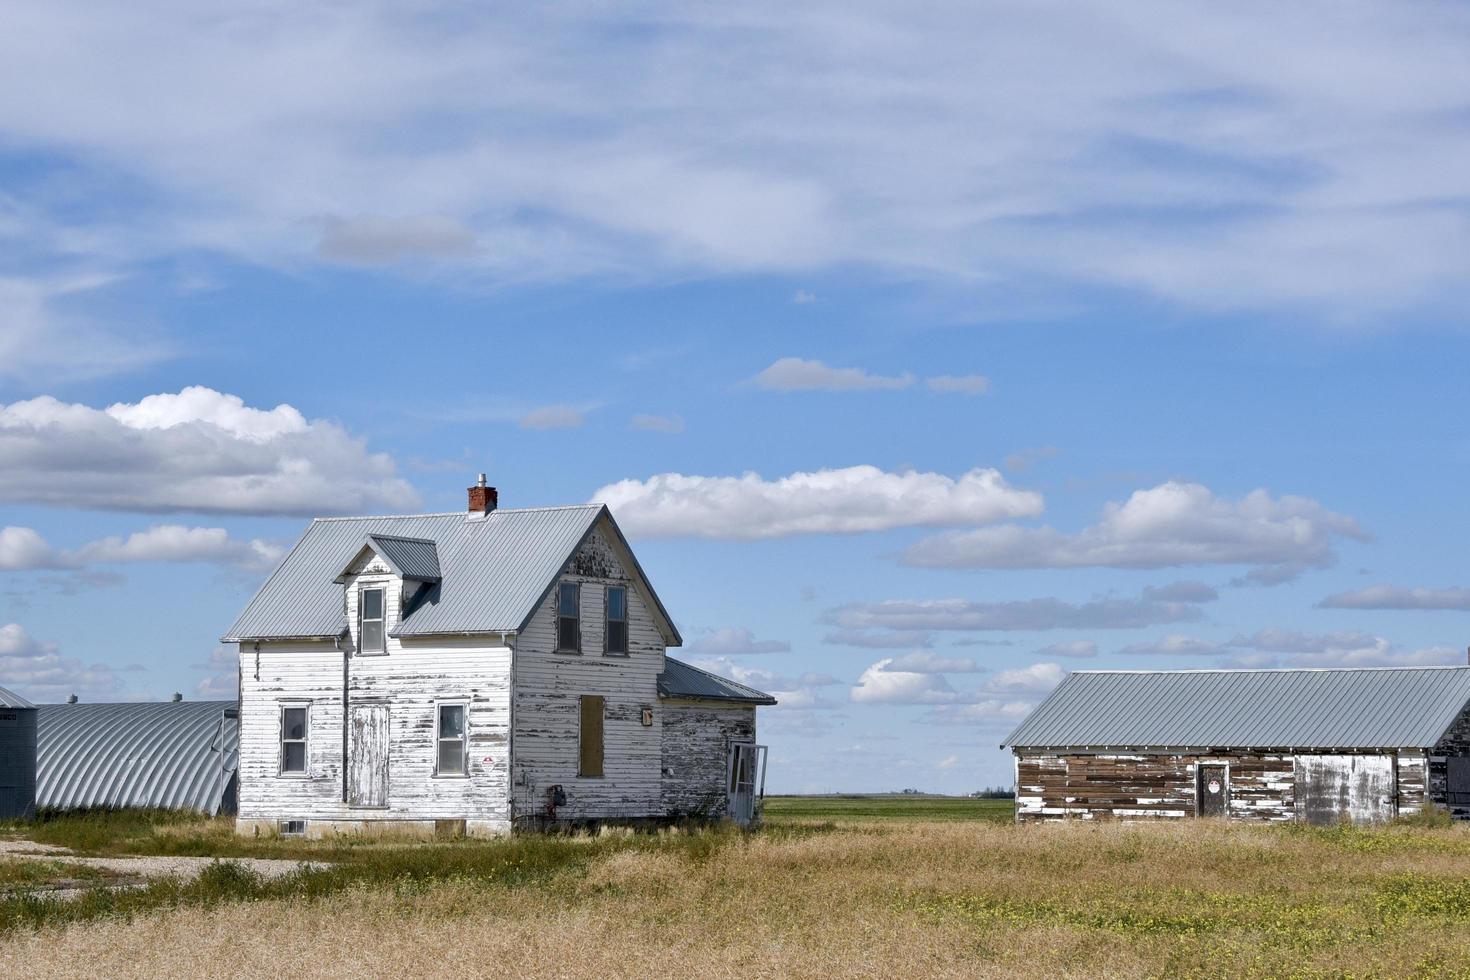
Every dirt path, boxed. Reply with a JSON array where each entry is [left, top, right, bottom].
[[0, 837, 323, 894]]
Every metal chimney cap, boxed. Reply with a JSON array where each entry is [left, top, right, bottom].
[[476, 473, 487, 487]]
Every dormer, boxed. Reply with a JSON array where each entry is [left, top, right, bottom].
[[334, 534, 441, 655]]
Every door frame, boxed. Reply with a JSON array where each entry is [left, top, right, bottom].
[[726, 742, 768, 827], [1196, 761, 1231, 818]]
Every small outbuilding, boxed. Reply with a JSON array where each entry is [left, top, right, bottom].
[[0, 686, 37, 820], [36, 701, 239, 815], [1003, 667, 1470, 825]]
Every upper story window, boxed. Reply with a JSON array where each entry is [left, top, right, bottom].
[[557, 582, 580, 653], [360, 586, 386, 654], [605, 586, 628, 656], [280, 704, 309, 775]]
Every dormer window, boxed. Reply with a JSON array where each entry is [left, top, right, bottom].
[[360, 587, 386, 654]]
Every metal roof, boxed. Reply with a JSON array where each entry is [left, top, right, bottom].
[[0, 685, 34, 709], [36, 701, 238, 815], [226, 505, 671, 642], [658, 657, 777, 705], [368, 534, 441, 580], [1003, 667, 1470, 750]]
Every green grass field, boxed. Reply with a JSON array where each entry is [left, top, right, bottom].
[[764, 794, 1014, 823]]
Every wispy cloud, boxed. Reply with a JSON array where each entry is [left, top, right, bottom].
[[519, 405, 586, 430], [1318, 584, 1470, 611], [751, 358, 914, 392], [629, 413, 685, 434]]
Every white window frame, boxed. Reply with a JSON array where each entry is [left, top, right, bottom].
[[433, 700, 470, 778], [359, 585, 387, 655], [279, 702, 310, 778], [556, 581, 581, 654], [604, 585, 628, 657]]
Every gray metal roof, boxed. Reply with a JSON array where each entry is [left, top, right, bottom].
[[0, 685, 34, 709], [36, 701, 238, 814], [226, 505, 648, 641], [1003, 667, 1470, 750], [659, 657, 777, 705], [369, 534, 441, 580]]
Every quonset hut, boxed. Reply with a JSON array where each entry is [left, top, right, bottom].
[[1002, 667, 1470, 825], [36, 701, 239, 815]]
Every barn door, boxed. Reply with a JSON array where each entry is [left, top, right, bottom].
[[348, 704, 390, 808], [726, 743, 767, 827], [1197, 764, 1229, 818]]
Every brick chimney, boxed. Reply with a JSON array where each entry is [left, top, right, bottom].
[[468, 473, 498, 514]]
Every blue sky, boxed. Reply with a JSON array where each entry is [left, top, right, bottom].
[[3, 0, 1470, 792]]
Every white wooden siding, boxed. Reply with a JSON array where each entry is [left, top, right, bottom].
[[661, 699, 756, 819], [512, 524, 667, 823], [237, 575, 513, 832]]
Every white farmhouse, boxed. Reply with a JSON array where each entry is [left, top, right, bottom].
[[223, 479, 774, 837]]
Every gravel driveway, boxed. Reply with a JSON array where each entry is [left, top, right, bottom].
[[0, 837, 324, 895]]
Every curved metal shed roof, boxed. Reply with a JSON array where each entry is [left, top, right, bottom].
[[0, 686, 34, 709], [1003, 667, 1470, 750], [36, 701, 238, 814]]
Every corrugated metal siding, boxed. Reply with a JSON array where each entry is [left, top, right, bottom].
[[36, 702, 239, 815], [367, 534, 440, 580], [1004, 667, 1470, 750], [224, 506, 603, 641], [658, 658, 777, 705], [0, 685, 34, 709]]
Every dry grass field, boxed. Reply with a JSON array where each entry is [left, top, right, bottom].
[[3, 807, 1470, 978]]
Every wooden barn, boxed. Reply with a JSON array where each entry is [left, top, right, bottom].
[[1003, 667, 1470, 825], [223, 479, 775, 838]]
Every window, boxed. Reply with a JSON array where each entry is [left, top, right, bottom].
[[557, 582, 580, 652], [280, 705, 308, 775], [579, 695, 604, 777], [605, 586, 628, 655], [279, 820, 306, 836], [360, 587, 386, 654], [436, 703, 467, 776]]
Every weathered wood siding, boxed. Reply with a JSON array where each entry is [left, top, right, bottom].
[[661, 699, 755, 819], [1017, 749, 1434, 824], [1431, 703, 1470, 819], [511, 523, 666, 824], [236, 554, 512, 835]]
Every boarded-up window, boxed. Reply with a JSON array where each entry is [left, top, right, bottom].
[[605, 586, 628, 655], [557, 583, 580, 653], [579, 695, 604, 777]]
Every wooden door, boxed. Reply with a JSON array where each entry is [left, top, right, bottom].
[[348, 704, 390, 808], [1197, 764, 1229, 818]]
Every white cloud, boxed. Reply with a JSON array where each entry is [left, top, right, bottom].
[[792, 290, 817, 305], [851, 658, 966, 705], [0, 387, 418, 515], [751, 357, 914, 392], [926, 699, 1038, 727], [925, 374, 990, 395], [985, 662, 1067, 694], [519, 405, 586, 430], [0, 274, 166, 383], [630, 413, 685, 434], [193, 645, 238, 699], [902, 481, 1365, 572], [1225, 628, 1462, 668], [1, 2, 1468, 321], [1318, 584, 1470, 611], [688, 656, 837, 693], [824, 629, 934, 649], [824, 590, 1204, 633], [1033, 640, 1097, 659], [685, 627, 791, 656], [593, 465, 1042, 539], [316, 214, 478, 264], [1, 524, 284, 573], [1142, 580, 1219, 603], [935, 754, 960, 770], [887, 651, 983, 674], [0, 623, 125, 702], [1119, 634, 1225, 656]]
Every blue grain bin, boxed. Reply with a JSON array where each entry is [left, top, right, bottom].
[[0, 686, 37, 820]]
